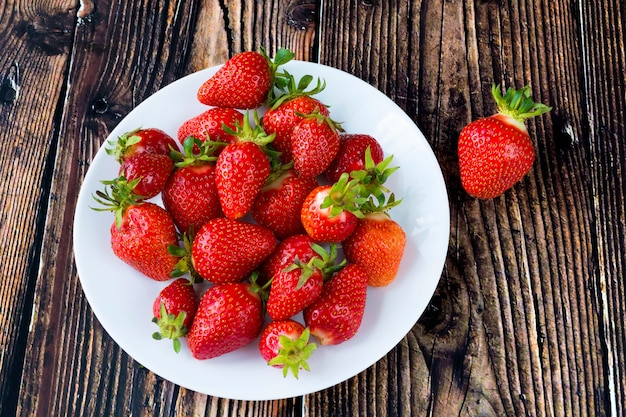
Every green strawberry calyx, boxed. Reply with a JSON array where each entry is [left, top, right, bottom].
[[492, 83, 552, 123], [105, 127, 142, 162], [321, 173, 367, 219], [268, 70, 326, 109], [268, 327, 318, 379], [171, 136, 223, 168], [91, 175, 144, 229], [152, 301, 189, 354], [261, 47, 296, 103], [223, 110, 275, 148], [168, 230, 203, 284], [349, 147, 400, 199], [299, 108, 345, 134]]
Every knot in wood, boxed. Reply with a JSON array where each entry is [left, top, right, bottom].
[[1, 62, 20, 104], [285, 0, 317, 31], [16, 12, 74, 56]]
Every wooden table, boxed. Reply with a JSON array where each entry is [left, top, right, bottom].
[[1, 1, 624, 416]]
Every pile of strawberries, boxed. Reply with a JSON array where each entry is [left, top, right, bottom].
[[93, 48, 407, 378]]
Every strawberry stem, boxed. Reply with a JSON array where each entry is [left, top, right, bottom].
[[492, 83, 552, 122], [105, 128, 142, 163], [268, 327, 317, 379], [91, 176, 144, 229], [223, 110, 275, 147], [152, 302, 189, 353], [171, 136, 223, 167]]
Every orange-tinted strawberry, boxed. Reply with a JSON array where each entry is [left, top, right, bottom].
[[325, 134, 384, 183], [258, 320, 317, 378], [177, 107, 243, 148], [458, 84, 551, 199], [303, 263, 368, 345], [191, 218, 276, 284], [342, 212, 407, 287], [187, 282, 263, 359], [251, 169, 318, 240], [197, 48, 294, 109], [152, 278, 198, 353]]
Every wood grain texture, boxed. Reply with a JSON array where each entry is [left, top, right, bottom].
[[0, 0, 623, 416]]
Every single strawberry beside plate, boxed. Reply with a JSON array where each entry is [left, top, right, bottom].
[[458, 84, 551, 199]]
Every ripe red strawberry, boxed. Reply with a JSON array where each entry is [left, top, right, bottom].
[[215, 112, 274, 219], [177, 107, 243, 147], [119, 152, 173, 199], [259, 234, 319, 284], [251, 169, 318, 240], [92, 177, 181, 281], [191, 218, 276, 284], [342, 212, 407, 287], [197, 48, 294, 109], [162, 137, 222, 233], [303, 263, 368, 345], [187, 282, 263, 359], [291, 111, 343, 178], [266, 243, 340, 320], [258, 320, 317, 378], [262, 73, 328, 163], [106, 127, 178, 162], [458, 84, 552, 199], [325, 134, 384, 183], [300, 174, 364, 242], [262, 96, 329, 163], [152, 278, 198, 353]]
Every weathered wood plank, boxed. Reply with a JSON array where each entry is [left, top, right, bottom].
[[2, 0, 623, 415], [311, 0, 614, 416], [12, 1, 313, 416], [0, 1, 76, 416]]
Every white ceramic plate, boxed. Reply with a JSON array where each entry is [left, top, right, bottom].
[[73, 60, 449, 401]]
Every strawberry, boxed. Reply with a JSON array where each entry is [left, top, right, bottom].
[[152, 278, 198, 353], [215, 112, 274, 219], [303, 263, 369, 345], [162, 137, 222, 233], [191, 218, 276, 284], [266, 243, 341, 321], [258, 320, 317, 378], [325, 134, 384, 183], [251, 169, 318, 240], [259, 234, 319, 284], [177, 107, 243, 148], [106, 127, 178, 163], [197, 48, 294, 109], [300, 174, 365, 242], [92, 177, 181, 281], [291, 110, 343, 178], [119, 152, 173, 199], [187, 282, 264, 359], [342, 212, 407, 287], [263, 96, 329, 163], [262, 73, 328, 163], [458, 84, 552, 199]]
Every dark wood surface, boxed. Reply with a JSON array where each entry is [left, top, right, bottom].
[[1, 0, 624, 416]]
